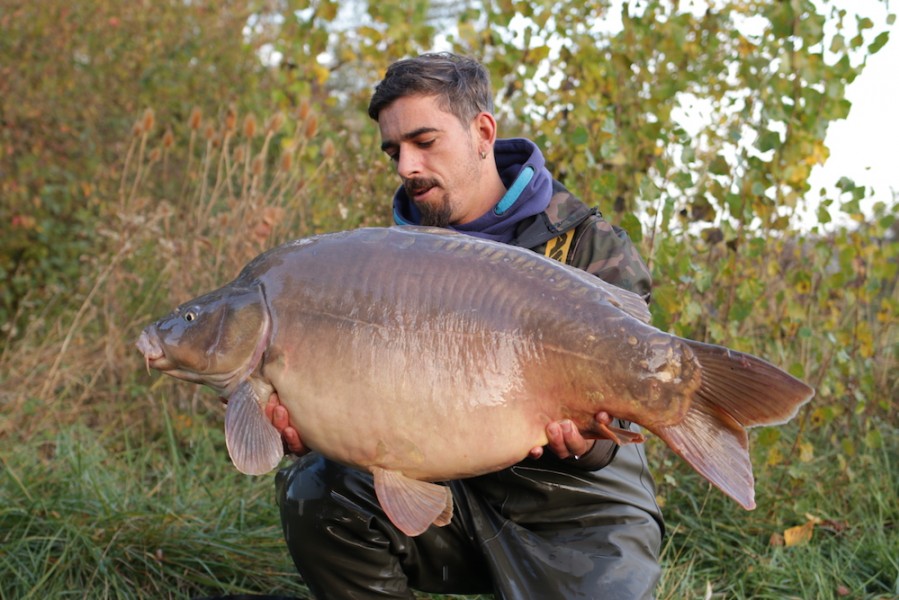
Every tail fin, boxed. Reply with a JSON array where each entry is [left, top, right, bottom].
[[653, 340, 815, 510]]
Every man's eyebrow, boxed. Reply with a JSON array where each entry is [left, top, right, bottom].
[[380, 126, 441, 152]]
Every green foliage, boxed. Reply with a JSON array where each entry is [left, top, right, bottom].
[[645, 194, 897, 410], [0, 0, 279, 339], [453, 0, 889, 231]]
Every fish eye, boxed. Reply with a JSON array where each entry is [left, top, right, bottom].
[[184, 310, 198, 322]]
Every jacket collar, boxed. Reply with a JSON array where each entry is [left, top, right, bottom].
[[392, 138, 553, 243]]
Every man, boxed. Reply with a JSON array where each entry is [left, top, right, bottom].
[[268, 53, 664, 599]]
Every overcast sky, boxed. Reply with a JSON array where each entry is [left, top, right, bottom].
[[808, 29, 898, 217]]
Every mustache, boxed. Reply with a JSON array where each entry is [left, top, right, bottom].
[[403, 177, 440, 196]]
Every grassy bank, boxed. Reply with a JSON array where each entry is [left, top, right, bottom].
[[652, 428, 898, 599], [0, 403, 306, 599], [1, 401, 896, 598]]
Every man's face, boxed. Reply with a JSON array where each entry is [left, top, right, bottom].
[[378, 94, 485, 227]]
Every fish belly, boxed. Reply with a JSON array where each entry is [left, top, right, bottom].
[[269, 319, 557, 480]]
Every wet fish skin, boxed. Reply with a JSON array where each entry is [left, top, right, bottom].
[[137, 226, 814, 535]]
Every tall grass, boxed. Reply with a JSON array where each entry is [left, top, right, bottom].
[[1, 105, 896, 598], [650, 426, 898, 599], [2, 102, 344, 436], [0, 412, 306, 599]]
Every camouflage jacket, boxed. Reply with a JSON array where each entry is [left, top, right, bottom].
[[510, 179, 652, 304]]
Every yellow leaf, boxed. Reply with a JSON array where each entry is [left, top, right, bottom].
[[766, 446, 784, 466], [312, 64, 330, 85], [318, 0, 337, 20], [784, 520, 815, 546], [785, 162, 810, 186], [608, 153, 627, 166], [804, 141, 830, 166], [784, 515, 822, 547], [799, 441, 815, 463]]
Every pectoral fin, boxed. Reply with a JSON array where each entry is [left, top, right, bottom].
[[224, 382, 284, 475], [371, 467, 454, 537]]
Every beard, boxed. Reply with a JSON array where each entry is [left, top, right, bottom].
[[404, 149, 482, 228], [416, 192, 453, 227], [405, 177, 453, 227]]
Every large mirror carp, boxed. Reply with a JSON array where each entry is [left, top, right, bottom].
[[137, 226, 813, 536]]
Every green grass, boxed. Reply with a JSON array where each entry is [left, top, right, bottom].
[[653, 428, 899, 600], [2, 400, 895, 599], [0, 399, 309, 599]]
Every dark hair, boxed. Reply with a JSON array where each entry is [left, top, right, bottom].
[[367, 52, 494, 125]]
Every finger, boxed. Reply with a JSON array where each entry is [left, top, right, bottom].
[[272, 405, 290, 432], [282, 427, 305, 455], [270, 403, 308, 456], [546, 421, 571, 459], [560, 420, 584, 456], [559, 420, 593, 458], [264, 392, 280, 420], [528, 446, 544, 459]]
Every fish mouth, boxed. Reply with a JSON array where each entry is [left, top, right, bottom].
[[136, 329, 171, 371]]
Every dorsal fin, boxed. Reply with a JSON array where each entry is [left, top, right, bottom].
[[571, 269, 651, 323]]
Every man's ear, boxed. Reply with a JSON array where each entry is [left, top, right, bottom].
[[472, 111, 498, 150]]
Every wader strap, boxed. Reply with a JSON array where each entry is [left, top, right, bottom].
[[544, 229, 575, 264]]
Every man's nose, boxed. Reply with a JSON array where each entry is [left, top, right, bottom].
[[396, 147, 422, 179]]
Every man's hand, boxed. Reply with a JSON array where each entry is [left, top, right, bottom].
[[264, 392, 309, 456], [528, 411, 615, 460]]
